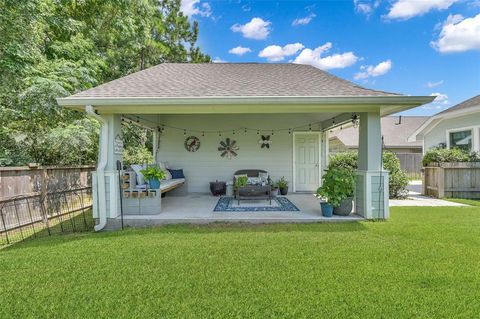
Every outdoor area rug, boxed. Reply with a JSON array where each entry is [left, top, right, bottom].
[[214, 197, 300, 212]]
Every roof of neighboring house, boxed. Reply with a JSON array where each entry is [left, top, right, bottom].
[[330, 116, 428, 148], [65, 63, 400, 98], [437, 94, 480, 115], [408, 94, 480, 142]]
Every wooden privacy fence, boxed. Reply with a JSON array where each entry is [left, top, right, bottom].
[[0, 166, 95, 245], [396, 153, 422, 178], [423, 163, 480, 199]]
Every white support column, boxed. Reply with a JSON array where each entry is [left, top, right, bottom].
[[152, 130, 159, 163], [104, 114, 123, 220], [355, 111, 389, 219]]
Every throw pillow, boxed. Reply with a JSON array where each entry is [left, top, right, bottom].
[[258, 172, 269, 183], [168, 169, 185, 179], [130, 164, 146, 185], [247, 177, 262, 185]]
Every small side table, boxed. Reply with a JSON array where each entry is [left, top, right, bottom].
[[209, 181, 226, 196]]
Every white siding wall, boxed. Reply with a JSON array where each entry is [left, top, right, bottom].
[[154, 114, 324, 193], [424, 113, 480, 151]]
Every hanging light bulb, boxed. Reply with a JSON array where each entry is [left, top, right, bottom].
[[244, 128, 247, 134], [271, 130, 274, 136], [309, 124, 312, 131], [233, 130, 235, 135], [202, 131, 205, 137], [183, 129, 186, 136], [257, 130, 259, 135], [288, 128, 291, 135], [332, 118, 335, 125]]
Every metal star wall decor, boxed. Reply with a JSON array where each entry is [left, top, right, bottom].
[[259, 135, 272, 149], [218, 138, 239, 159]]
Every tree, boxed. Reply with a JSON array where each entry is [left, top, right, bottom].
[[0, 0, 210, 166]]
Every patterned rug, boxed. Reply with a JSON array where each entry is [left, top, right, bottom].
[[213, 197, 300, 212]]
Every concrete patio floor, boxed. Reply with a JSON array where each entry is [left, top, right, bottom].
[[120, 193, 363, 227]]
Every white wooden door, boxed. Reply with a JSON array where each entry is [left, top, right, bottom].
[[294, 133, 319, 192]]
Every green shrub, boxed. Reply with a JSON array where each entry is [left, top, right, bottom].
[[422, 148, 480, 167], [316, 167, 355, 207], [328, 151, 408, 199], [123, 146, 154, 167]]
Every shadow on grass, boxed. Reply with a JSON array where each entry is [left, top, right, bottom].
[[2, 220, 367, 251]]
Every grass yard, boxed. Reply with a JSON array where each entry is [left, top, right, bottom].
[[1, 206, 480, 318]]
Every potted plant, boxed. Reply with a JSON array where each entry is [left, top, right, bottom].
[[140, 165, 166, 189], [276, 177, 289, 195], [271, 186, 279, 197], [316, 167, 355, 216]]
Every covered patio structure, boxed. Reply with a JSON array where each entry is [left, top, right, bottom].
[[57, 63, 433, 230]]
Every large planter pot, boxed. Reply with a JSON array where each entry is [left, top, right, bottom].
[[148, 179, 161, 189], [279, 187, 288, 195], [320, 202, 333, 217], [333, 197, 353, 216], [271, 188, 279, 197]]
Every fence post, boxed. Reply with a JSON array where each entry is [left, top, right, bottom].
[[437, 166, 445, 198]]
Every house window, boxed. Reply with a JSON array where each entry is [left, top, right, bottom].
[[449, 130, 472, 151]]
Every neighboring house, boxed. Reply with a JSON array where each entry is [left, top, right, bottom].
[[330, 116, 428, 176], [409, 95, 480, 153], [57, 63, 433, 229]]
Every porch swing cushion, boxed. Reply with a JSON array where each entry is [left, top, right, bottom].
[[159, 178, 186, 193]]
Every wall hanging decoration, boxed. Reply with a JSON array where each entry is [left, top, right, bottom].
[[259, 135, 272, 149], [184, 136, 200, 152], [218, 138, 239, 159]]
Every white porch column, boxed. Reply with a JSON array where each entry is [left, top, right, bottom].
[[355, 111, 389, 219], [92, 114, 123, 227], [152, 129, 159, 163]]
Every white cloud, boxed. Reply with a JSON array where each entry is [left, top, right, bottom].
[[426, 80, 444, 88], [231, 18, 271, 40], [430, 92, 449, 104], [293, 42, 358, 70], [386, 0, 458, 20], [259, 43, 305, 62], [181, 0, 212, 17], [228, 46, 252, 56], [431, 13, 480, 53], [292, 13, 316, 26], [354, 0, 380, 16], [354, 60, 392, 80], [212, 57, 226, 63]]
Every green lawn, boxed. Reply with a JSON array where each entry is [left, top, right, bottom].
[[1, 206, 480, 318]]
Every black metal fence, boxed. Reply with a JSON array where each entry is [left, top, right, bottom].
[[0, 187, 93, 246]]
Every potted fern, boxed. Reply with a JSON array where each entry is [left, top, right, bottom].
[[276, 177, 289, 195], [140, 165, 166, 189]]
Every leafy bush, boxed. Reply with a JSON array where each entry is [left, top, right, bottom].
[[382, 152, 409, 199], [123, 146, 154, 167], [316, 167, 355, 207], [422, 148, 480, 167], [328, 151, 409, 199]]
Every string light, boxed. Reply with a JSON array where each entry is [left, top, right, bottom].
[[271, 130, 274, 136], [244, 128, 247, 134], [183, 129, 186, 136], [202, 131, 205, 137], [257, 130, 259, 135], [218, 131, 221, 137], [233, 130, 235, 135], [288, 129, 291, 135], [309, 124, 312, 131]]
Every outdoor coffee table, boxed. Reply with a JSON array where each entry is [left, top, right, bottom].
[[236, 184, 272, 205]]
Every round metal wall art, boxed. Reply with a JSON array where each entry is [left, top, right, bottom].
[[184, 136, 200, 152], [218, 138, 239, 159]]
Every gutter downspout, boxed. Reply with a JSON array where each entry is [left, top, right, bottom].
[[86, 105, 108, 231]]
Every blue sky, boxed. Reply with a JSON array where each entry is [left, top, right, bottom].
[[181, 0, 480, 115]]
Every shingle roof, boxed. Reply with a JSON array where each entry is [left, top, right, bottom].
[[330, 116, 428, 148], [437, 94, 480, 115], [67, 63, 401, 98]]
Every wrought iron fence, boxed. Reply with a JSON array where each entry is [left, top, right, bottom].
[[0, 187, 93, 246]]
